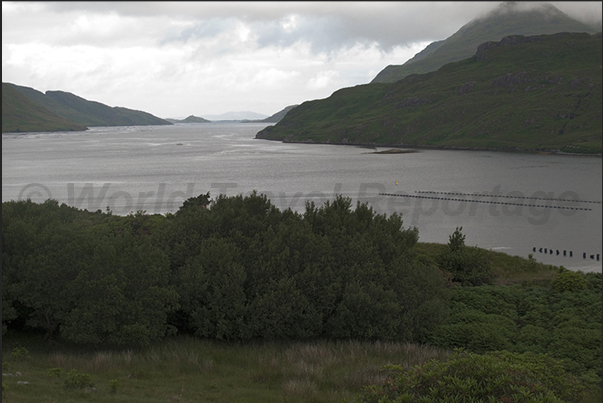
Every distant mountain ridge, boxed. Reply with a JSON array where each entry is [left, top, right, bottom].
[[2, 83, 171, 133], [256, 32, 602, 154], [372, 2, 599, 84], [243, 105, 299, 123], [202, 111, 268, 121]]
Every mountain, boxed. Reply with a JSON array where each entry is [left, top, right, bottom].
[[256, 32, 602, 155], [166, 115, 211, 123], [242, 105, 299, 123], [260, 105, 299, 123], [372, 2, 599, 84], [3, 83, 171, 133], [202, 111, 268, 121], [2, 83, 87, 133]]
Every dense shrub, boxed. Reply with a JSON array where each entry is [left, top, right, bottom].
[[2, 194, 449, 344], [355, 349, 587, 403], [2, 199, 178, 346], [167, 193, 449, 341], [552, 267, 588, 293], [428, 284, 602, 385], [436, 227, 495, 286]]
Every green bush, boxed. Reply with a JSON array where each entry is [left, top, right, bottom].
[[108, 379, 119, 394], [553, 268, 588, 293], [64, 369, 94, 390], [47, 367, 63, 379], [428, 284, 602, 385], [355, 349, 586, 403], [10, 346, 31, 361]]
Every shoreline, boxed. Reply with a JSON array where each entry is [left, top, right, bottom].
[[255, 136, 602, 158]]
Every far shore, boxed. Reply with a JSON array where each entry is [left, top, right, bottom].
[[254, 136, 602, 158]]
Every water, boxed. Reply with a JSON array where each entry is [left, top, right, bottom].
[[3, 123, 601, 271]]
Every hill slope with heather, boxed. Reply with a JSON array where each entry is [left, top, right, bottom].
[[256, 33, 602, 155]]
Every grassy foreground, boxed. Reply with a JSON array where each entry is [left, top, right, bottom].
[[2, 335, 449, 403], [3, 243, 595, 402]]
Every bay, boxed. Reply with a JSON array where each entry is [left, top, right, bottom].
[[3, 123, 601, 272]]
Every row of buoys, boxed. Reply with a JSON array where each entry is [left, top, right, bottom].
[[416, 191, 601, 204], [378, 193, 593, 211], [533, 247, 600, 261]]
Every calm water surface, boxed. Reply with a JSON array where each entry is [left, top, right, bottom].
[[3, 123, 601, 271]]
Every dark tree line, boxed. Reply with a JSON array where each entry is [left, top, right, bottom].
[[2, 192, 450, 346]]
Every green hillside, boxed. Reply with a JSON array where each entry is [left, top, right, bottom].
[[260, 104, 299, 123], [256, 33, 602, 155], [12, 85, 171, 127], [2, 83, 87, 133], [3, 83, 172, 133], [372, 2, 599, 84]]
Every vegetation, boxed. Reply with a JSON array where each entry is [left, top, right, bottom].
[[355, 349, 588, 403], [1, 336, 449, 403], [436, 226, 495, 286], [2, 193, 447, 344], [257, 32, 602, 154], [2, 193, 601, 402], [426, 275, 602, 386]]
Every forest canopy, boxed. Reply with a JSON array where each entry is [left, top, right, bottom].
[[2, 193, 449, 346]]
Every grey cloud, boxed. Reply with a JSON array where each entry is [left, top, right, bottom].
[[253, 16, 359, 54], [160, 17, 239, 45], [15, 2, 603, 53], [30, 2, 503, 51]]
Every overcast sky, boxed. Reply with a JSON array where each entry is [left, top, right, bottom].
[[3, 1, 601, 119]]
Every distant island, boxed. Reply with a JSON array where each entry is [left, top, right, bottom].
[[166, 115, 211, 124], [165, 106, 299, 124]]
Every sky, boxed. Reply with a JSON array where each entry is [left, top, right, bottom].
[[2, 2, 602, 119]]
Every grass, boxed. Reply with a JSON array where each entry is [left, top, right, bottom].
[[2, 335, 450, 403]]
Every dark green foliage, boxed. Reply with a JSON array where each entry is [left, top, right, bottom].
[[63, 369, 94, 390], [167, 192, 448, 342], [355, 349, 587, 403], [428, 282, 602, 386], [436, 227, 495, 286], [2, 199, 178, 346], [552, 267, 588, 292], [2, 193, 449, 345]]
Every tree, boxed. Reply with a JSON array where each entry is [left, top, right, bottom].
[[436, 227, 495, 286]]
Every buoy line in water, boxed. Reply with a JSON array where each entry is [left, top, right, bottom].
[[379, 193, 593, 211], [415, 191, 601, 204]]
